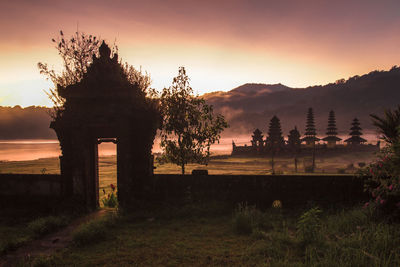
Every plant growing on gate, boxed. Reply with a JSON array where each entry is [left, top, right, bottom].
[[38, 30, 155, 119], [160, 67, 228, 174]]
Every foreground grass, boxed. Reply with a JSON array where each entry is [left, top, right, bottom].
[[20, 204, 400, 266], [0, 213, 69, 255]]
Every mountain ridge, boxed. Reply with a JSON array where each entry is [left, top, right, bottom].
[[204, 66, 400, 136], [0, 66, 399, 139]]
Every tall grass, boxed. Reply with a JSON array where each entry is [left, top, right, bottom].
[[72, 213, 118, 247], [27, 216, 69, 237], [239, 205, 400, 266]]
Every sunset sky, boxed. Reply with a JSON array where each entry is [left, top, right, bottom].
[[0, 0, 399, 107]]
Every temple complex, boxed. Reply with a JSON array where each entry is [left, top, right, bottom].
[[232, 113, 379, 156]]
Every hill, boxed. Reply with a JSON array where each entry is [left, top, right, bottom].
[[0, 67, 399, 140], [205, 66, 400, 137], [0, 106, 55, 139]]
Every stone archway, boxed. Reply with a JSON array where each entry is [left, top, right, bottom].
[[51, 42, 160, 211]]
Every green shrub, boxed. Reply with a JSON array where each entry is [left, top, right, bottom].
[[232, 203, 262, 235], [361, 142, 400, 220], [27, 216, 69, 237], [297, 207, 322, 244], [325, 208, 369, 235], [304, 166, 314, 173], [30, 255, 55, 267], [0, 237, 29, 255], [72, 214, 117, 247], [337, 168, 346, 174], [102, 184, 118, 208], [102, 192, 118, 208]]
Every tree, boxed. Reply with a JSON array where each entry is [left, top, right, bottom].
[[288, 126, 301, 172], [370, 106, 400, 144], [160, 67, 228, 174], [251, 128, 264, 153], [266, 115, 285, 174], [322, 110, 341, 147], [38, 30, 153, 118], [344, 118, 367, 145]]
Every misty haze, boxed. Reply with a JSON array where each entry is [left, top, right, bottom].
[[1, 0, 400, 266]]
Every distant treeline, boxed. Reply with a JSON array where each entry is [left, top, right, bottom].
[[205, 66, 400, 136], [1, 66, 400, 139]]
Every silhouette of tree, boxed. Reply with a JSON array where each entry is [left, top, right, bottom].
[[322, 110, 341, 147], [370, 106, 400, 144], [251, 128, 264, 153], [344, 118, 367, 145], [38, 30, 153, 118], [266, 115, 284, 174], [288, 126, 301, 172], [160, 67, 228, 174]]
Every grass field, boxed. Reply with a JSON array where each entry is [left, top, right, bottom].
[[12, 203, 400, 266], [0, 151, 376, 176], [2, 150, 398, 265]]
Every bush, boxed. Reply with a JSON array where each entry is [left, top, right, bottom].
[[304, 166, 314, 173], [102, 184, 118, 208], [0, 237, 29, 255], [361, 142, 400, 220], [27, 216, 69, 237], [232, 203, 262, 235], [358, 162, 366, 168], [72, 214, 117, 247], [337, 168, 346, 174], [297, 207, 322, 244]]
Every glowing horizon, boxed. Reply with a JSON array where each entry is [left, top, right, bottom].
[[1, 0, 400, 107]]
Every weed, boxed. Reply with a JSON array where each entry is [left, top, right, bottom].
[[102, 183, 118, 208], [297, 206, 322, 244], [0, 237, 29, 255], [27, 216, 69, 237], [232, 202, 262, 235], [72, 213, 117, 247], [337, 168, 346, 174]]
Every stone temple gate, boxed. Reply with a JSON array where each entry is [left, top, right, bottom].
[[51, 42, 160, 210]]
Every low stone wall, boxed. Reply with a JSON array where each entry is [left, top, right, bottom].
[[0, 174, 64, 211], [0, 173, 368, 209], [149, 174, 368, 207], [0, 174, 62, 196]]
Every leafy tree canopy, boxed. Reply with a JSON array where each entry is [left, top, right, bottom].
[[160, 67, 228, 174], [371, 106, 400, 144]]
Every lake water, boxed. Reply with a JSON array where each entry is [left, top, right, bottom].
[[0, 137, 241, 161], [0, 134, 379, 161]]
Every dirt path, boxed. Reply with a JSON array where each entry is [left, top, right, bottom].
[[0, 209, 111, 267]]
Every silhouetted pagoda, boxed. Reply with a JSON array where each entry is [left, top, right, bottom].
[[302, 108, 320, 147], [231, 109, 379, 156], [251, 128, 264, 153], [322, 110, 341, 148], [266, 116, 285, 151], [344, 118, 367, 145]]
